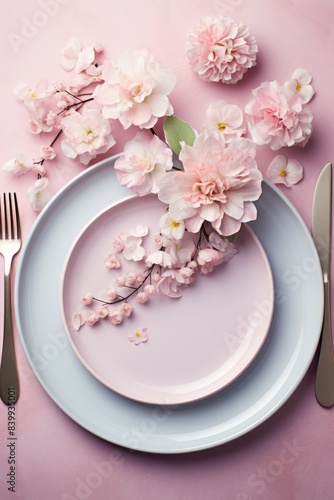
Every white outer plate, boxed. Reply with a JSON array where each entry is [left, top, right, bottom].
[[15, 156, 324, 454]]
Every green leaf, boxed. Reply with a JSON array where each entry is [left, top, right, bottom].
[[163, 115, 196, 156]]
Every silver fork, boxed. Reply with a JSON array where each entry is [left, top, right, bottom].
[[0, 193, 21, 405]]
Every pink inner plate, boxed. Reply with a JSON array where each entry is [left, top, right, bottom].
[[60, 195, 274, 405]]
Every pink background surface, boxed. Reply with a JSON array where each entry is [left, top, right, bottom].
[[0, 0, 333, 499]]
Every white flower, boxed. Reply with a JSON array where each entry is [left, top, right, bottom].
[[27, 178, 53, 212], [159, 212, 185, 240], [2, 153, 34, 176], [94, 48, 176, 129], [60, 108, 116, 165]]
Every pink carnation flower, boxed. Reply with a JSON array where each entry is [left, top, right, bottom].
[[94, 48, 176, 129], [186, 15, 258, 84], [60, 108, 116, 165], [245, 80, 313, 150], [158, 134, 262, 236], [114, 132, 173, 196]]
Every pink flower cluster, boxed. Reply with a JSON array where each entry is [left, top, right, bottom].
[[3, 39, 176, 211], [186, 15, 258, 84], [245, 69, 315, 150], [73, 216, 237, 331]]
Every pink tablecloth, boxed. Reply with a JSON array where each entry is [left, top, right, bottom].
[[0, 1, 333, 499]]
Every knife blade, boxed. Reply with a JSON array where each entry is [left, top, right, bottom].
[[312, 162, 334, 407]]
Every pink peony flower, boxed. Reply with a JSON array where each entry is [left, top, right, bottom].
[[266, 155, 303, 187], [114, 132, 173, 196], [245, 80, 313, 150], [94, 48, 176, 129], [60, 108, 116, 165], [158, 134, 262, 236], [186, 15, 258, 84], [128, 327, 148, 345], [203, 100, 246, 142]]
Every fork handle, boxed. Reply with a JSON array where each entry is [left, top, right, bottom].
[[0, 268, 20, 405], [315, 280, 334, 407]]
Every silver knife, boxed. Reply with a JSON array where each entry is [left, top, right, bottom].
[[312, 162, 334, 407]]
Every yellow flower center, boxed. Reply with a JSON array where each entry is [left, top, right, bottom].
[[170, 220, 180, 228], [296, 82, 302, 92], [135, 331, 141, 338], [217, 122, 227, 131], [279, 169, 287, 177]]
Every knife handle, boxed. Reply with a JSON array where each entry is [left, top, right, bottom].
[[315, 280, 334, 407]]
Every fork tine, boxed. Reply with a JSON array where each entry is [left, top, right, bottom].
[[3, 193, 9, 239], [13, 193, 21, 240]]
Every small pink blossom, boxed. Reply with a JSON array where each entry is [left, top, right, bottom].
[[40, 145, 56, 160], [203, 100, 246, 142], [125, 271, 139, 285], [94, 48, 176, 129], [208, 232, 237, 262], [28, 105, 58, 134], [27, 178, 53, 212], [13, 79, 51, 111], [86, 311, 99, 326], [163, 232, 196, 267], [144, 284, 155, 296], [197, 247, 225, 274], [2, 153, 34, 176], [116, 275, 127, 287], [119, 228, 148, 261], [114, 132, 173, 196], [120, 302, 133, 317], [285, 69, 315, 104], [145, 249, 173, 268], [156, 269, 186, 298], [107, 288, 118, 300], [108, 309, 124, 325], [245, 80, 313, 150], [266, 155, 303, 187], [113, 236, 124, 253], [61, 108, 116, 165], [59, 38, 96, 73], [186, 15, 258, 84], [105, 253, 121, 269], [136, 292, 149, 303], [158, 134, 262, 236], [97, 305, 109, 318], [81, 292, 93, 305], [128, 327, 148, 345]]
